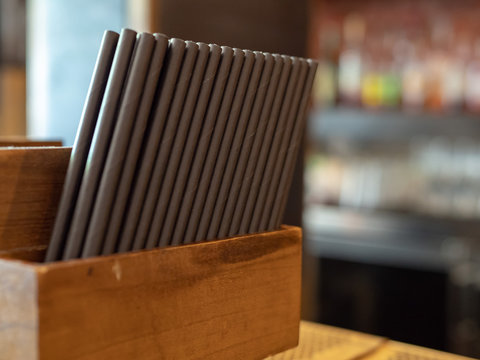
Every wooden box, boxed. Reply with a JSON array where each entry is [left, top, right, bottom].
[[0, 147, 302, 360]]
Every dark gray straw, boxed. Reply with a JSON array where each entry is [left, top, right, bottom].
[[45, 30, 119, 262], [62, 28, 137, 260]]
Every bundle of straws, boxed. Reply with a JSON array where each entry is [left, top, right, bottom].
[[45, 28, 317, 262]]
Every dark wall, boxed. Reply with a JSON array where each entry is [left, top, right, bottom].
[[157, 0, 309, 227], [157, 0, 307, 57], [318, 258, 448, 351]]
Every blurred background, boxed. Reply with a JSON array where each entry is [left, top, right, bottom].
[[1, 0, 479, 357]]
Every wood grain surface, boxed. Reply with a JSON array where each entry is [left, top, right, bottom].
[[0, 147, 69, 253], [0, 226, 302, 360], [266, 322, 387, 360], [0, 139, 62, 147], [267, 322, 477, 360]]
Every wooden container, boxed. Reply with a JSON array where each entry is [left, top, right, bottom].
[[0, 147, 302, 360]]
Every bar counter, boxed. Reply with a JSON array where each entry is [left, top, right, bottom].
[[269, 321, 477, 360]]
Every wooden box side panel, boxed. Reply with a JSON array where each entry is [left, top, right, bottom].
[[0, 147, 70, 252], [0, 261, 38, 360], [37, 227, 302, 360]]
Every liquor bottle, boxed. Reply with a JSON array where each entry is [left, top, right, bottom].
[[402, 41, 426, 110], [338, 13, 365, 105], [361, 37, 382, 109], [312, 17, 341, 107], [465, 40, 480, 113]]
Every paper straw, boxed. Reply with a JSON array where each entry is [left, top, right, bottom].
[[143, 44, 225, 249], [269, 60, 318, 229], [258, 59, 308, 232], [238, 56, 293, 235], [216, 53, 275, 239], [155, 47, 241, 247], [81, 32, 156, 258], [131, 41, 202, 250], [45, 30, 119, 262], [101, 33, 169, 255], [62, 28, 137, 260], [247, 57, 301, 233], [203, 51, 266, 241], [183, 50, 256, 244], [115, 38, 186, 252]]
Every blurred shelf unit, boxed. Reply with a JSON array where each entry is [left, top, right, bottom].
[[310, 0, 480, 120], [309, 108, 480, 144], [306, 1, 480, 356], [304, 204, 480, 272]]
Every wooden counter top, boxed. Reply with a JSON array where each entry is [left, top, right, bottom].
[[268, 321, 477, 360]]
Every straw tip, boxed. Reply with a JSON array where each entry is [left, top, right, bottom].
[[197, 42, 210, 52], [169, 38, 187, 51], [153, 33, 170, 46], [253, 51, 265, 60], [290, 56, 301, 65], [120, 28, 137, 35], [221, 46, 234, 55], [233, 48, 244, 56], [185, 40, 199, 49], [170, 38, 185, 46], [137, 32, 155, 41], [104, 30, 120, 38], [243, 49, 255, 59], [263, 53, 274, 61], [209, 43, 222, 56], [153, 33, 169, 40]]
